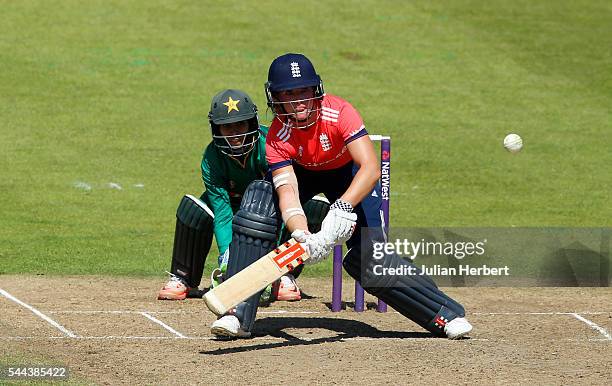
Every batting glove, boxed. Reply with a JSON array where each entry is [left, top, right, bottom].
[[320, 199, 357, 246], [292, 230, 332, 264]]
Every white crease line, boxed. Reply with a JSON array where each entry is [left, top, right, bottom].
[[0, 288, 78, 338], [48, 310, 612, 316], [48, 310, 325, 315], [570, 313, 612, 341], [259, 310, 322, 314], [0, 336, 190, 340], [1, 336, 609, 342], [338, 337, 488, 342], [140, 312, 187, 339], [0, 336, 488, 342], [48, 310, 140, 314], [56, 336, 198, 340], [473, 312, 611, 315], [151, 310, 208, 314], [574, 312, 611, 315]]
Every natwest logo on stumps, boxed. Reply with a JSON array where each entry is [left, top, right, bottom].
[[381, 160, 390, 201]]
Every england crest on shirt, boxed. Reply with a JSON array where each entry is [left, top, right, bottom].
[[319, 133, 331, 151]]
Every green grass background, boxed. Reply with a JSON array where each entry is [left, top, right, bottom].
[[0, 0, 610, 277]]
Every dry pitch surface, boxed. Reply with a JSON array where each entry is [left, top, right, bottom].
[[1, 276, 611, 385]]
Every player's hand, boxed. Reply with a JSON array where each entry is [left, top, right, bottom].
[[320, 199, 357, 246], [292, 230, 332, 264]]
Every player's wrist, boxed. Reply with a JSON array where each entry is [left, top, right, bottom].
[[330, 199, 353, 213]]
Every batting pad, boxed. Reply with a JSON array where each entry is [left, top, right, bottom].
[[170, 195, 214, 288], [227, 180, 281, 331], [278, 194, 330, 244], [344, 244, 466, 336]]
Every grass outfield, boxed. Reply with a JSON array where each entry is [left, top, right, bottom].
[[0, 1, 610, 277]]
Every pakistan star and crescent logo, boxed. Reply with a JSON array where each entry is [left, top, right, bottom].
[[223, 96, 240, 113]]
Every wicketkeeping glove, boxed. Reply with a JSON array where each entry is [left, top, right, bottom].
[[320, 199, 357, 246]]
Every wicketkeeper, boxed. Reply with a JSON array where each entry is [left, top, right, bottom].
[[158, 89, 326, 302]]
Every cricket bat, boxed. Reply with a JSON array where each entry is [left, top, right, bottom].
[[203, 238, 309, 315]]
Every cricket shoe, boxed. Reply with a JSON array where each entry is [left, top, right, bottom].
[[444, 317, 473, 339], [274, 274, 301, 301], [157, 273, 189, 300], [211, 315, 251, 339]]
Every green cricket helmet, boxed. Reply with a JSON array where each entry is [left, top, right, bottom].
[[208, 89, 260, 157]]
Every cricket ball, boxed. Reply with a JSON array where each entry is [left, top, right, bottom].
[[503, 133, 523, 153]]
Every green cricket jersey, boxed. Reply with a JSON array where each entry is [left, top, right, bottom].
[[200, 125, 268, 255]]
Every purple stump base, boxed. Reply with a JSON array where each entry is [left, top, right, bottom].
[[331, 245, 343, 312]]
